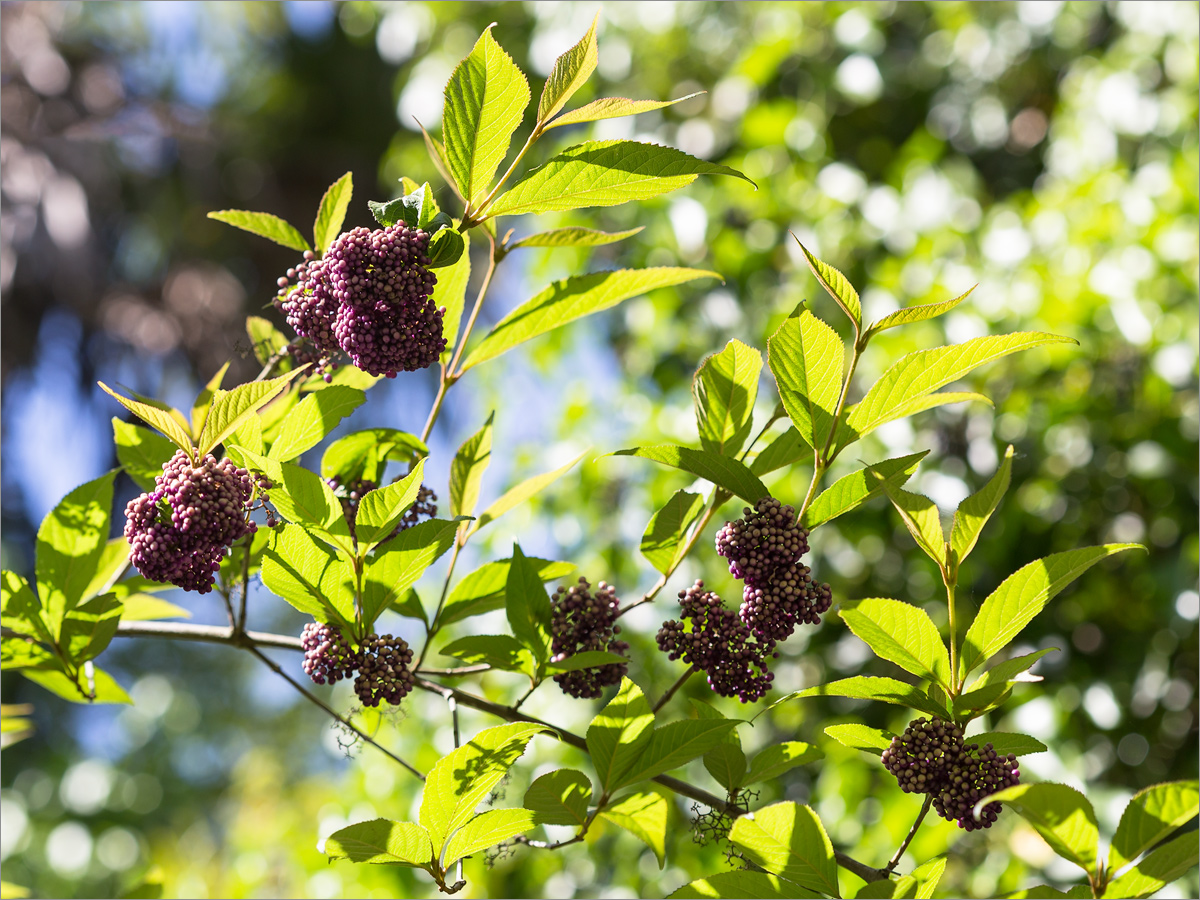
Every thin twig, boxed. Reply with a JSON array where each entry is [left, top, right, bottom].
[[618, 494, 725, 617], [652, 667, 695, 713], [513, 682, 538, 710], [885, 794, 933, 874], [416, 664, 491, 677], [238, 534, 252, 633]]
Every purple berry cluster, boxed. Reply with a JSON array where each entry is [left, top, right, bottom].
[[276, 224, 443, 378], [656, 581, 776, 703], [301, 622, 356, 685], [124, 450, 258, 593], [327, 477, 437, 542], [549, 578, 630, 699], [300, 625, 416, 708], [882, 717, 1021, 831]]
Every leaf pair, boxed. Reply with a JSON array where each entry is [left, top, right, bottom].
[[694, 700, 822, 794], [210, 171, 352, 255]]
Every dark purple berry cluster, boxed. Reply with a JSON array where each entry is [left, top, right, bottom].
[[549, 578, 630, 698], [739, 562, 833, 642], [124, 450, 258, 593], [327, 477, 437, 542], [882, 717, 1020, 830], [656, 581, 776, 703], [301, 622, 356, 685], [276, 224, 443, 378], [354, 633, 416, 707]]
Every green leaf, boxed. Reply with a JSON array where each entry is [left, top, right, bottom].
[[324, 819, 433, 867], [267, 386, 365, 462], [1004, 887, 1093, 899], [198, 370, 301, 457], [951, 445, 1014, 566], [614, 718, 741, 790], [857, 877, 918, 899], [2, 571, 53, 644], [703, 738, 748, 793], [537, 13, 598, 124], [443, 26, 530, 207], [510, 226, 643, 250], [545, 94, 705, 131], [238, 451, 352, 550], [803, 451, 928, 529], [443, 808, 538, 864], [320, 429, 427, 483], [80, 539, 129, 602], [60, 593, 123, 662], [312, 172, 353, 252], [506, 544, 553, 665], [361, 517, 461, 625], [744, 742, 823, 785], [462, 268, 718, 370], [439, 634, 534, 675], [770, 676, 950, 719], [610, 445, 769, 505], [428, 227, 464, 269], [840, 333, 1077, 449], [36, 472, 116, 633], [587, 678, 656, 793], [959, 545, 1143, 678], [435, 228, 471, 359], [190, 362, 230, 437], [881, 484, 946, 567], [866, 286, 975, 338], [669, 871, 818, 899], [1102, 831, 1199, 899], [641, 491, 706, 574], [207, 209, 310, 251], [750, 426, 811, 476], [912, 857, 947, 899], [984, 783, 1099, 876], [523, 769, 592, 827], [839, 597, 952, 688], [99, 383, 193, 454], [599, 790, 668, 868], [390, 587, 427, 624], [969, 732, 1048, 757], [260, 524, 355, 626], [728, 802, 839, 897], [486, 140, 754, 218], [954, 682, 1013, 718], [824, 723, 894, 754], [112, 419, 177, 491], [469, 450, 587, 536], [418, 722, 548, 856], [795, 241, 861, 332], [768, 310, 844, 451], [1109, 780, 1200, 875], [441, 558, 574, 626], [450, 413, 494, 520], [545, 650, 630, 674], [118, 593, 190, 621], [22, 665, 131, 705], [965, 648, 1058, 693], [246, 316, 290, 368], [694, 339, 762, 457], [354, 458, 427, 551]]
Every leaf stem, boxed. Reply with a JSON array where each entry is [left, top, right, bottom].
[[415, 540, 463, 670], [885, 794, 933, 874], [652, 667, 695, 713], [798, 338, 864, 524], [947, 579, 959, 695], [467, 124, 543, 225]]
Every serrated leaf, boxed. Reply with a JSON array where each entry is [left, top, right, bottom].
[[951, 445, 1014, 566], [1102, 831, 1198, 899], [546, 94, 705, 131], [959, 545, 1143, 678], [669, 871, 818, 899], [744, 742, 822, 785], [694, 339, 762, 457], [260, 524, 355, 626], [246, 316, 290, 368], [954, 682, 1013, 718], [441, 558, 574, 626], [22, 665, 131, 705], [450, 413, 493, 520], [320, 428, 427, 483], [599, 790, 668, 868], [444, 808, 538, 864], [111, 419, 178, 491], [436, 228, 471, 359], [588, 678, 656, 793], [728, 802, 839, 897], [969, 732, 1048, 757], [80, 539, 128, 602], [324, 819, 432, 867], [840, 597, 952, 688], [486, 140, 754, 218], [703, 737, 748, 793], [510, 226, 643, 250], [524, 769, 592, 827], [469, 450, 587, 536], [795, 241, 861, 332], [60, 592, 123, 662], [641, 491, 706, 574], [100, 383, 193, 454], [614, 718, 741, 790], [440, 634, 534, 675], [912, 857, 947, 899], [610, 445, 769, 505], [462, 268, 718, 370], [313, 172, 352, 253], [443, 26, 530, 207], [506, 544, 553, 664], [768, 310, 844, 451], [867, 286, 975, 338], [190, 362, 230, 437], [881, 484, 946, 567], [983, 783, 1099, 876], [207, 209, 309, 251], [354, 458, 427, 551], [1109, 780, 1200, 875], [824, 723, 894, 754], [36, 472, 116, 634], [537, 13, 598, 124], [750, 426, 811, 476], [803, 451, 927, 529], [267, 386, 365, 463], [769, 676, 950, 719], [361, 517, 461, 626], [198, 370, 301, 457], [1, 571, 51, 644], [965, 648, 1057, 693]]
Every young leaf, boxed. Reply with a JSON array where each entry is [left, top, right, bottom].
[[641, 491, 706, 575], [911, 857, 947, 900], [839, 598, 952, 688], [866, 286, 975, 338], [610, 445, 769, 505], [545, 94, 705, 131], [320, 428, 428, 483], [506, 544, 553, 665], [435, 228, 471, 359], [744, 742, 823, 785], [670, 871, 818, 899], [950, 445, 1014, 566], [881, 484, 946, 567], [190, 362, 230, 437], [537, 13, 598, 125], [486, 140, 755, 218], [246, 315, 290, 367], [524, 769, 592, 827], [795, 241, 862, 333], [443, 808, 538, 865], [1101, 831, 1199, 899], [260, 524, 356, 626], [450, 412, 494, 520], [441, 557, 574, 626], [267, 385, 366, 462], [694, 339, 762, 457], [360, 517, 461, 624], [750, 426, 811, 476], [461, 268, 719, 371], [613, 718, 741, 790], [1109, 780, 1200, 875], [982, 783, 1099, 876], [728, 802, 839, 897], [440, 634, 535, 674], [112, 418, 177, 491], [313, 172, 353, 254], [969, 732, 1048, 757], [428, 227, 465, 268], [354, 458, 427, 551], [443, 25, 530, 208], [509, 226, 643, 250], [198, 370, 302, 457], [99, 383, 193, 455], [35, 472, 117, 633], [207, 209, 310, 252], [587, 677, 656, 793], [802, 450, 928, 529], [468, 450, 588, 536], [59, 593, 123, 662], [767, 310, 844, 452], [959, 544, 1143, 678], [770, 676, 951, 720], [598, 791, 668, 868], [824, 723, 894, 754], [964, 648, 1057, 694], [324, 819, 433, 867]]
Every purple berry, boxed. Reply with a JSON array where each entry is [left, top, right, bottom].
[[740, 562, 832, 642], [354, 633, 415, 707], [301, 622, 358, 685], [715, 497, 809, 584], [549, 578, 630, 699]]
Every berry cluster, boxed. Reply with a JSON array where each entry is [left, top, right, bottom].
[[276, 224, 443, 378], [299, 625, 416, 708], [739, 562, 833, 642], [124, 450, 258, 593], [327, 477, 437, 542], [656, 581, 776, 702], [882, 717, 1021, 830], [549, 578, 630, 698], [300, 622, 356, 685]]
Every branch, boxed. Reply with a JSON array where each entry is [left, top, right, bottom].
[[652, 667, 695, 713], [885, 794, 932, 874]]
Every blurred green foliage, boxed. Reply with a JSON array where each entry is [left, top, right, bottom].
[[1, 2, 1196, 898]]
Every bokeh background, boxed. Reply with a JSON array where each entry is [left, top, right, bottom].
[[1, 1, 1197, 898]]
